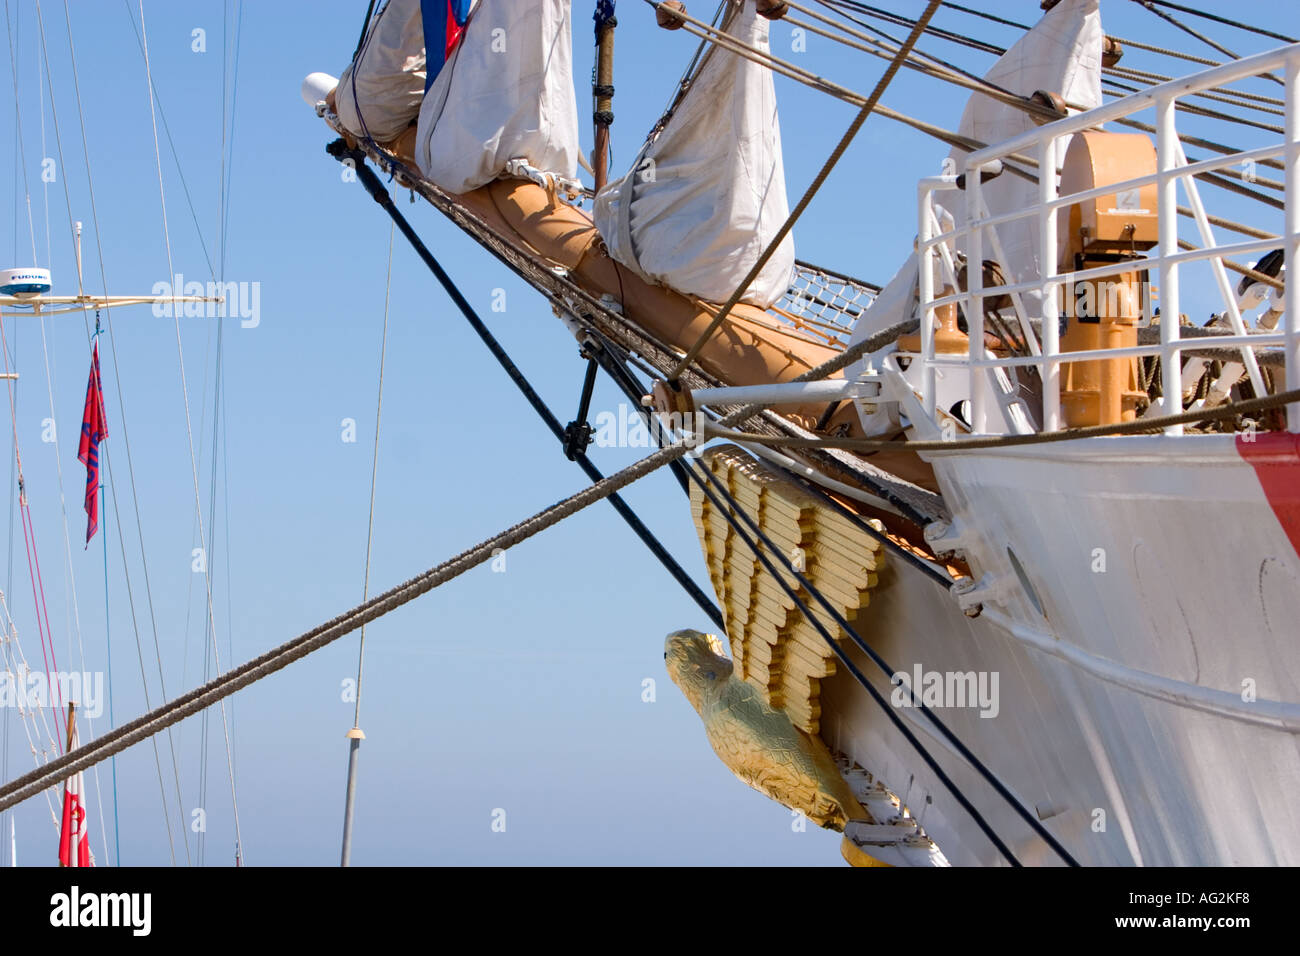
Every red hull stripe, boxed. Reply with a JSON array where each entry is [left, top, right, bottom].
[[1237, 432, 1300, 558]]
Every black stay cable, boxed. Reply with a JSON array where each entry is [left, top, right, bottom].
[[690, 460, 1079, 866], [326, 143, 1073, 866], [588, 332, 1076, 866], [680, 455, 1023, 865], [1132, 0, 1284, 83], [351, 0, 378, 63], [1141, 0, 1296, 45], [822, 0, 1006, 56], [940, 1, 1030, 31], [579, 330, 695, 498], [590, 326, 954, 586], [328, 142, 726, 633]]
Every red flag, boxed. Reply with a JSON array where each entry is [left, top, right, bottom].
[[58, 722, 94, 867], [76, 341, 107, 545]]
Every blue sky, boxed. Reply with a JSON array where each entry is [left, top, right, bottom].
[[0, 0, 1287, 866]]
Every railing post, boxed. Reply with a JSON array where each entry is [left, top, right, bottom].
[[1038, 135, 1061, 431], [969, 164, 987, 432], [1156, 93, 1184, 436], [1286, 52, 1300, 433], [918, 181, 937, 418], [1173, 140, 1266, 397]]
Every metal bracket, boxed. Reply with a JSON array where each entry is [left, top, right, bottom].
[[923, 517, 974, 560], [950, 572, 1010, 619], [563, 350, 601, 461]]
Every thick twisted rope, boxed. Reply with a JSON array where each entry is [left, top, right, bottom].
[[0, 440, 691, 812], [708, 388, 1300, 453], [0, 282, 920, 812]]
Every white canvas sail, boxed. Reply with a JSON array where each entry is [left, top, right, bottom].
[[845, 0, 1102, 410], [416, 0, 579, 193], [334, 0, 579, 195], [593, 0, 794, 308], [948, 0, 1103, 294], [333, 0, 429, 143]]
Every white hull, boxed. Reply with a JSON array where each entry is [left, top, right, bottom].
[[823, 434, 1300, 865]]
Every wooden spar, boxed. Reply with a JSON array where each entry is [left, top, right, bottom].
[[593, 8, 617, 191], [451, 178, 862, 433]]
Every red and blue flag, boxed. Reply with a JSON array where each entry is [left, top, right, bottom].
[[76, 340, 107, 545], [421, 0, 473, 91]]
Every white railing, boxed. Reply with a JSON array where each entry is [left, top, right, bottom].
[[914, 43, 1300, 435]]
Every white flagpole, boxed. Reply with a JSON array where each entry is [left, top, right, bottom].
[[10, 817, 14, 866]]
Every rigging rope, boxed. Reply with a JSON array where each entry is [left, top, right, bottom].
[[121, 2, 218, 278], [1130, 0, 1284, 83], [344, 223, 393, 813], [821, 0, 1002, 54], [1139, 0, 1296, 45], [203, 0, 244, 868], [810, 0, 1288, 136], [36, 311, 112, 867], [4, 0, 38, 267], [938, 1, 1026, 31], [711, 388, 1300, 453], [0, 592, 62, 831], [338, 221, 393, 868], [585, 327, 1063, 863], [0, 324, 63, 840], [337, 145, 727, 632], [135, 0, 242, 864], [0, 316, 64, 746], [0, 115, 915, 811], [594, 327, 1075, 864], [24, 12, 114, 845], [40, 0, 182, 864], [648, 0, 1286, 217], [807, 0, 1017, 100], [692, 457, 1086, 864], [0, 437, 700, 813], [102, 481, 119, 865], [665, 0, 943, 382], [685, 459, 1022, 864], [352, 0, 379, 63]]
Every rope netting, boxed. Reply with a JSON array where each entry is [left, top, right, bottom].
[[772, 261, 881, 350]]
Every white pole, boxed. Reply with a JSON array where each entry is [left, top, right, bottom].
[[918, 181, 937, 418], [689, 379, 870, 409], [10, 817, 14, 867], [1156, 94, 1183, 435], [1038, 135, 1061, 432], [970, 164, 988, 432], [1172, 141, 1266, 397], [74, 222, 84, 298]]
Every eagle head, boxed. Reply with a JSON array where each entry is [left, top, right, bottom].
[[664, 629, 733, 714]]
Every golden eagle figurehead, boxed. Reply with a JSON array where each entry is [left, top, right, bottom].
[[664, 629, 733, 715]]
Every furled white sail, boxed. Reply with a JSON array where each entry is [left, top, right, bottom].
[[334, 0, 579, 195], [949, 0, 1102, 294], [594, 0, 794, 308], [334, 0, 429, 143], [416, 0, 579, 193], [845, 0, 1103, 426]]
